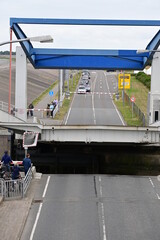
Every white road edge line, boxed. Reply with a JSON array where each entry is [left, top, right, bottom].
[[65, 107, 71, 125], [104, 72, 125, 126], [29, 176, 51, 240], [112, 100, 125, 126], [65, 89, 76, 125], [30, 203, 43, 240]]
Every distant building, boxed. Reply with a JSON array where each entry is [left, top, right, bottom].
[[134, 67, 151, 75]]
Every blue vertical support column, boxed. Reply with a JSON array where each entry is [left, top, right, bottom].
[[15, 47, 27, 122]]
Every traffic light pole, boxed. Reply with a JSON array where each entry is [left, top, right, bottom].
[[24, 147, 28, 157]]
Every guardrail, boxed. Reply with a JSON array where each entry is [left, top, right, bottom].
[[0, 167, 32, 200]]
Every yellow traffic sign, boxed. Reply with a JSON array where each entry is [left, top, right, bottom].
[[118, 74, 130, 89]]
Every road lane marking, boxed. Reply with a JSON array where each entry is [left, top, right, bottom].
[[29, 176, 51, 240], [42, 175, 51, 198], [92, 73, 97, 125], [149, 177, 155, 188], [99, 176, 107, 240], [105, 74, 110, 93], [156, 193, 160, 200], [92, 93, 96, 124], [65, 88, 77, 125], [30, 203, 43, 240], [148, 177, 160, 200]]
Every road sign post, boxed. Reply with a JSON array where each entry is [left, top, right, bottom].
[[49, 90, 54, 96], [49, 90, 54, 103], [130, 96, 136, 118], [123, 71, 125, 106]]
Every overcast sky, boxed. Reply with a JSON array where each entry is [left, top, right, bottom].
[[1, 0, 160, 51]]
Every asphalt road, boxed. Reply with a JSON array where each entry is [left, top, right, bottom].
[[64, 71, 125, 125], [21, 174, 160, 240]]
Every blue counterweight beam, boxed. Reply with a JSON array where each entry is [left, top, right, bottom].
[[31, 49, 145, 70]]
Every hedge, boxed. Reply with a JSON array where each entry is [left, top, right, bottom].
[[135, 72, 151, 90]]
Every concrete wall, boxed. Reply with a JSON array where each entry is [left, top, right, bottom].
[[0, 129, 11, 158]]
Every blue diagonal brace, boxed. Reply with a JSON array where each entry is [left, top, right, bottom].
[[11, 23, 35, 66]]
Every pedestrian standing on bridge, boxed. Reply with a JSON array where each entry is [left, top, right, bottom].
[[49, 102, 54, 117], [28, 103, 34, 117], [1, 150, 12, 172], [23, 153, 31, 175], [46, 104, 50, 117], [12, 163, 21, 180]]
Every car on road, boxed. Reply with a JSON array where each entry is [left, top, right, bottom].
[[85, 84, 91, 92], [82, 74, 90, 80], [77, 85, 86, 94], [82, 70, 90, 76]]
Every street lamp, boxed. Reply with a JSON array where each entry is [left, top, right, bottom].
[[0, 32, 53, 114], [0, 35, 53, 46], [136, 49, 160, 54]]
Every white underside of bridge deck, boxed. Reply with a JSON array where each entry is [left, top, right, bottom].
[[0, 123, 160, 144]]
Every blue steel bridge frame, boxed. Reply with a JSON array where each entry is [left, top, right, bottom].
[[10, 18, 160, 70]]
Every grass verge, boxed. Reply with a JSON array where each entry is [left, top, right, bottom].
[[126, 75, 149, 116], [32, 81, 58, 106], [115, 94, 143, 126], [114, 73, 149, 126], [54, 72, 81, 120]]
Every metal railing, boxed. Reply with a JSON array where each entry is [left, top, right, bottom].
[[0, 167, 32, 200], [3, 178, 23, 200], [22, 167, 32, 197], [124, 92, 146, 126], [0, 179, 3, 197]]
